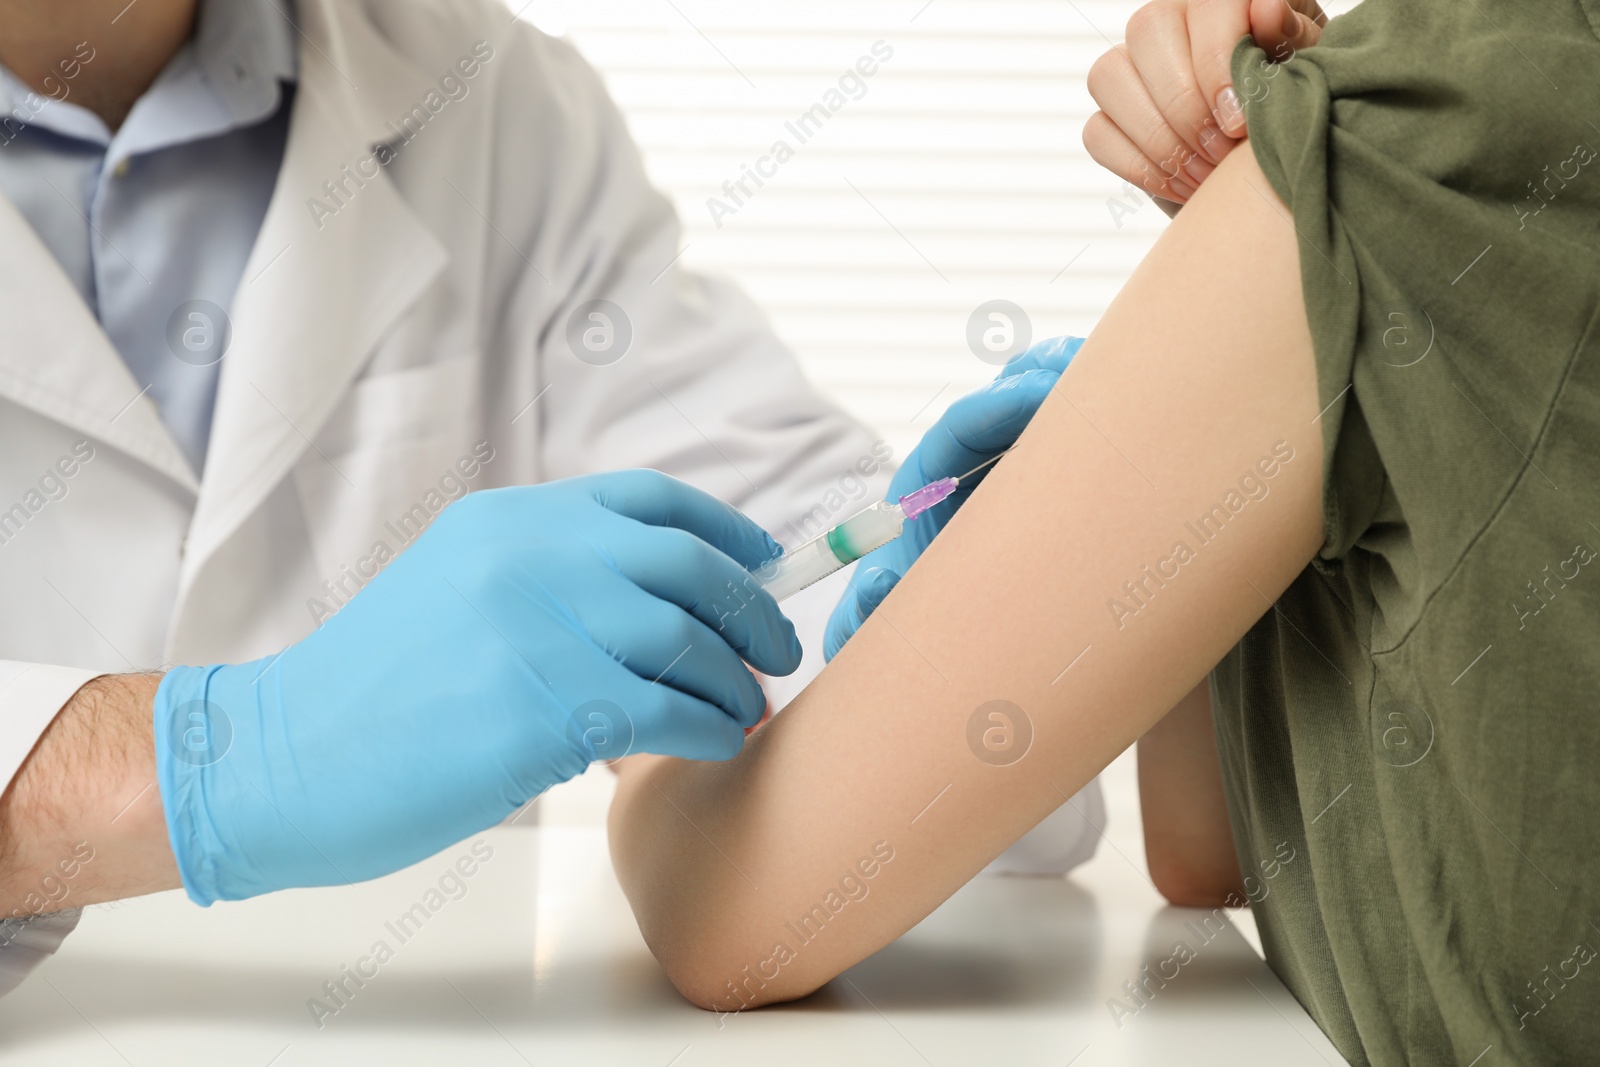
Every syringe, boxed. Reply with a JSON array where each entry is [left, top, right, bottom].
[[754, 453, 1007, 602]]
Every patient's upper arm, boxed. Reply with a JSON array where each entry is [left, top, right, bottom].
[[608, 144, 1326, 1010]]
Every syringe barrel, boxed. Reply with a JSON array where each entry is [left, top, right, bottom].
[[826, 500, 906, 562], [755, 501, 906, 602]]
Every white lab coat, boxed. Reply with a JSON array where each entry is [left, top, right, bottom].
[[0, 0, 1100, 993]]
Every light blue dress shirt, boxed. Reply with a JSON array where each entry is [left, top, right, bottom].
[[0, 0, 297, 474]]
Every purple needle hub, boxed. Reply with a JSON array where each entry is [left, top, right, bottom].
[[898, 477, 959, 520]]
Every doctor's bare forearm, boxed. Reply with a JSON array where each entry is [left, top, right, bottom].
[[0, 674, 179, 917]]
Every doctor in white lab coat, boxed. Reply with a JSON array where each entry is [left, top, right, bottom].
[[0, 0, 1100, 995]]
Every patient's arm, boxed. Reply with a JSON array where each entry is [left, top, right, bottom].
[[1138, 681, 1244, 906], [608, 145, 1324, 1010]]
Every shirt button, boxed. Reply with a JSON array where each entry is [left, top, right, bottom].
[[113, 159, 130, 178]]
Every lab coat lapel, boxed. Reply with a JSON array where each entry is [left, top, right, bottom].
[[178, 0, 448, 602], [0, 195, 199, 493]]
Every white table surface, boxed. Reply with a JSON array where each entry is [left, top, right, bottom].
[[0, 759, 1348, 1067]]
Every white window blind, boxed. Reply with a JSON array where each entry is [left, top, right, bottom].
[[511, 0, 1356, 458]]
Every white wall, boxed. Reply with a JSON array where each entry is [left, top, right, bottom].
[[510, 0, 1174, 458], [511, 0, 1356, 456]]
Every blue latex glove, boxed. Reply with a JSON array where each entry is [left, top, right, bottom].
[[154, 470, 800, 905], [824, 336, 1084, 660]]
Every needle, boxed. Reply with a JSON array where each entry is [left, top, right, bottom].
[[954, 446, 1014, 484]]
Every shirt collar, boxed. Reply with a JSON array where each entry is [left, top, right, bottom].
[[194, 0, 299, 123], [0, 0, 297, 149]]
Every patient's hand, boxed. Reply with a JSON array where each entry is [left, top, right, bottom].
[[1083, 0, 1325, 208]]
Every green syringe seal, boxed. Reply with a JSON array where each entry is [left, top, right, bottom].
[[825, 524, 862, 566]]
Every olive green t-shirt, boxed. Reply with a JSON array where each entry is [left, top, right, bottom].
[[1214, 2, 1600, 1064]]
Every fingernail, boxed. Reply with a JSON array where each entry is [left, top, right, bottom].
[[1281, 0, 1300, 37], [1214, 87, 1245, 136], [1182, 154, 1215, 186], [1134, 162, 1160, 196], [1198, 124, 1232, 165], [1167, 176, 1197, 200]]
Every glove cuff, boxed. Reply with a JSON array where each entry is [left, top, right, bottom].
[[153, 664, 234, 906]]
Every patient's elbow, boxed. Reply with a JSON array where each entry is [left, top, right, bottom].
[[666, 961, 823, 1014], [1147, 856, 1245, 910], [670, 968, 817, 1014], [655, 934, 828, 1013]]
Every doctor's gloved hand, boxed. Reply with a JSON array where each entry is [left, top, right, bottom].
[[153, 470, 800, 905], [823, 336, 1083, 660]]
